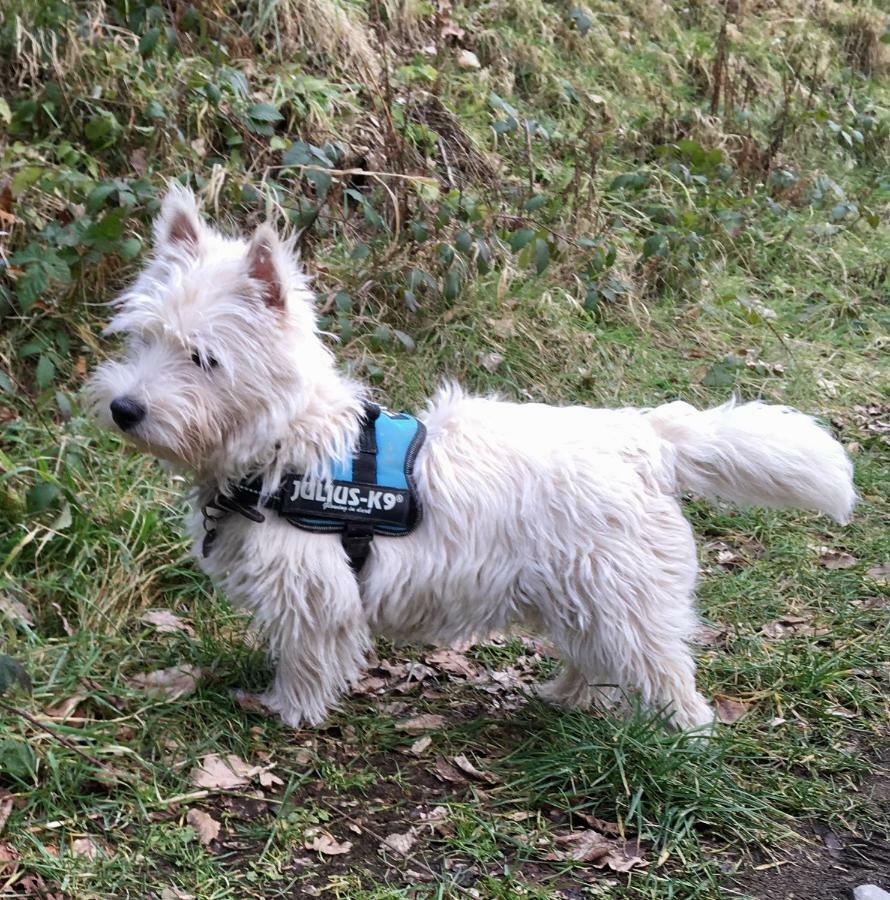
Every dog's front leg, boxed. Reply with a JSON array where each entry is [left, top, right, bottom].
[[244, 538, 370, 728]]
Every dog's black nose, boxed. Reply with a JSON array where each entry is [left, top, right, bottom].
[[110, 396, 146, 431]]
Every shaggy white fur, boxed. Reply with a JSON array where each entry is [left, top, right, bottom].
[[87, 187, 856, 732]]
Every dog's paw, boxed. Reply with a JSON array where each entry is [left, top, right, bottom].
[[668, 698, 715, 735], [232, 689, 279, 716], [538, 667, 621, 711]]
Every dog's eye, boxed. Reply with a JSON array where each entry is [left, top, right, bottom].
[[191, 350, 218, 371]]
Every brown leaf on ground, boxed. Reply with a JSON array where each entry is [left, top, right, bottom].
[[852, 596, 886, 610], [398, 661, 437, 687], [817, 548, 858, 569], [129, 147, 148, 176], [489, 316, 515, 338], [549, 831, 647, 871], [576, 812, 622, 835], [377, 659, 407, 679], [426, 648, 479, 679], [45, 694, 88, 720], [432, 756, 466, 783], [865, 562, 890, 583], [140, 609, 196, 638], [0, 793, 13, 837], [231, 690, 273, 715], [352, 675, 387, 695], [761, 613, 828, 640], [408, 735, 432, 755], [160, 887, 195, 900], [395, 714, 446, 733], [477, 351, 504, 373], [128, 664, 203, 700], [451, 754, 499, 784], [0, 594, 33, 626], [258, 769, 284, 788], [186, 809, 221, 846], [190, 753, 277, 790], [71, 837, 104, 859], [714, 694, 751, 724], [418, 806, 450, 832], [381, 829, 417, 855], [304, 828, 352, 855], [0, 841, 19, 877], [483, 667, 530, 692], [693, 624, 728, 647]]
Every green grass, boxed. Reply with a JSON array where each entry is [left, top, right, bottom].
[[2, 0, 889, 896]]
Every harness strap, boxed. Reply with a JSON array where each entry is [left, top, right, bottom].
[[202, 402, 385, 573], [339, 404, 379, 572]]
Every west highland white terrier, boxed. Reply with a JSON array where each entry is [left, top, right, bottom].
[[87, 187, 856, 731]]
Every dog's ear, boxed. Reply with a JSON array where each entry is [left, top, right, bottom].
[[246, 224, 289, 310], [154, 184, 203, 255]]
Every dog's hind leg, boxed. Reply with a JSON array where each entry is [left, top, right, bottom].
[[546, 601, 712, 731], [542, 498, 713, 732]]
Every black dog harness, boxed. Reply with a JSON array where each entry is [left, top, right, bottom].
[[201, 403, 425, 572]]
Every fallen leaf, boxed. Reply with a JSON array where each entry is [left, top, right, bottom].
[[554, 829, 612, 862], [817, 548, 857, 570], [140, 610, 196, 638], [258, 769, 284, 788], [852, 596, 886, 610], [70, 837, 103, 859], [761, 614, 828, 640], [432, 756, 466, 783], [402, 661, 437, 683], [160, 888, 195, 900], [377, 659, 407, 679], [128, 664, 203, 700], [304, 828, 352, 856], [504, 810, 534, 822], [232, 690, 273, 714], [409, 735, 432, 755], [419, 806, 449, 827], [426, 649, 478, 679], [186, 809, 220, 846], [714, 694, 751, 724], [381, 829, 417, 855], [865, 562, 890, 583], [441, 21, 465, 40], [129, 147, 148, 176], [352, 675, 387, 695], [395, 714, 446, 733], [549, 831, 647, 872], [693, 624, 728, 647], [0, 792, 13, 836], [190, 753, 277, 790], [451, 754, 499, 784], [45, 694, 87, 720], [0, 841, 19, 877], [576, 812, 621, 835], [477, 351, 504, 373], [0, 594, 33, 626], [489, 316, 515, 338]]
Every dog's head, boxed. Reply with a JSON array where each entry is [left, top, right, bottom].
[[86, 186, 330, 471]]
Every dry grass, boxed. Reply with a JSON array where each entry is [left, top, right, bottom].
[[242, 0, 381, 79]]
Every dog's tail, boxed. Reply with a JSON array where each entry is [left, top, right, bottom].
[[647, 400, 855, 523]]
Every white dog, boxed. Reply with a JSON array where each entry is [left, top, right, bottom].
[[87, 187, 856, 731]]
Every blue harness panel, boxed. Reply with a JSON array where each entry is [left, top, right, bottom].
[[279, 407, 425, 536]]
